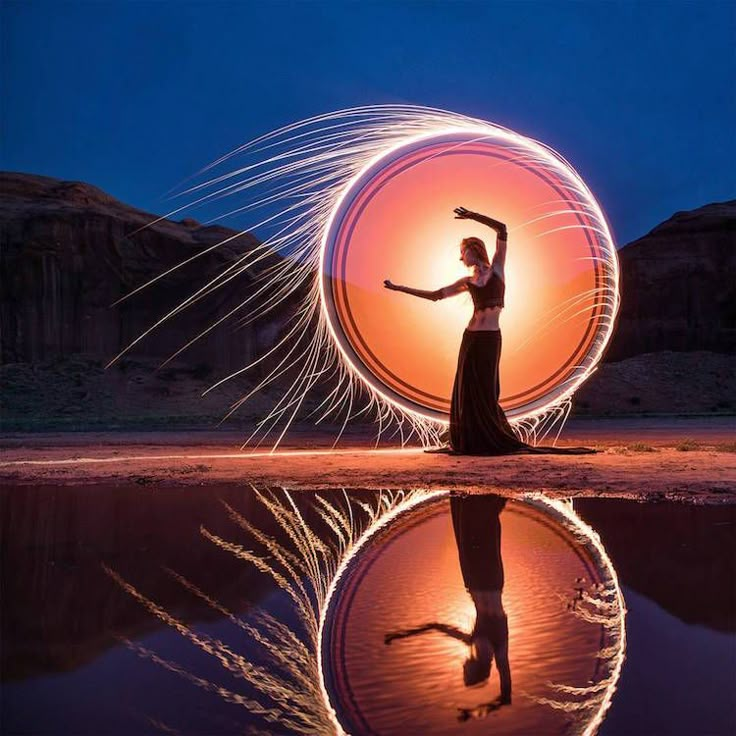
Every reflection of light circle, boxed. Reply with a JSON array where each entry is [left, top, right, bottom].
[[320, 494, 625, 736], [321, 129, 618, 422]]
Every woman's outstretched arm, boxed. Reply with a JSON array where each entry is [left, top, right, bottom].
[[384, 276, 468, 301], [384, 622, 472, 645]]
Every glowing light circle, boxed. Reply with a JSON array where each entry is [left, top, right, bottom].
[[319, 492, 626, 736], [321, 127, 618, 423]]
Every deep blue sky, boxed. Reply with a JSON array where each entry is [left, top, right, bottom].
[[3, 0, 734, 246]]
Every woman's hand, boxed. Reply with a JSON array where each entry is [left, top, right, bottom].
[[454, 206, 477, 220], [384, 279, 400, 291], [455, 206, 507, 238]]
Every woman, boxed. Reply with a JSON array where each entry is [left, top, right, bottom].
[[451, 493, 511, 698], [383, 206, 596, 455], [384, 493, 511, 710]]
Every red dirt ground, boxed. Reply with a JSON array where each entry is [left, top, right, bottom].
[[1, 417, 734, 503]]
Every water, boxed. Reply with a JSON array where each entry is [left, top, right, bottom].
[[1, 484, 734, 735]]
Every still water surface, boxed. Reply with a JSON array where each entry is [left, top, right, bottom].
[[1, 485, 734, 735]]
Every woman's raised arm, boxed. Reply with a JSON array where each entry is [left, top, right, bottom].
[[454, 206, 507, 275], [491, 230, 507, 277], [454, 206, 507, 239]]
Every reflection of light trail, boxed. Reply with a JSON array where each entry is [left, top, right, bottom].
[[526, 495, 628, 736], [103, 488, 625, 735], [103, 486, 433, 735], [321, 493, 626, 735], [104, 105, 619, 452]]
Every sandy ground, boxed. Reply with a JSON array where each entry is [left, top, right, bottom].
[[1, 417, 734, 503]]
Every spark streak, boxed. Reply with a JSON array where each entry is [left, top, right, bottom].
[[103, 487, 626, 735], [107, 105, 620, 451]]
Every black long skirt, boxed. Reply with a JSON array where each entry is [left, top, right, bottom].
[[450, 494, 506, 591], [446, 329, 596, 456]]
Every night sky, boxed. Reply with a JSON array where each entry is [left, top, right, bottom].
[[3, 0, 734, 246]]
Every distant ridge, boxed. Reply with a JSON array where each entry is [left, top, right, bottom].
[[1, 172, 733, 425], [605, 199, 736, 360]]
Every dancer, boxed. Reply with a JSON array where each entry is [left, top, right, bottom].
[[384, 493, 511, 715], [383, 206, 596, 455], [451, 493, 511, 700]]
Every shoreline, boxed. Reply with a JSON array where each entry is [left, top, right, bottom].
[[1, 417, 734, 504]]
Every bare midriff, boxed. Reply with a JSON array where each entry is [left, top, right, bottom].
[[467, 306, 502, 331]]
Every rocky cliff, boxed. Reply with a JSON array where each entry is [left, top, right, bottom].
[[1, 172, 734, 426], [0, 171, 297, 371], [575, 499, 735, 632], [606, 200, 736, 361]]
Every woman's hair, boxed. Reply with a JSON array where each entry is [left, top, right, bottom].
[[463, 647, 493, 686], [461, 237, 491, 266]]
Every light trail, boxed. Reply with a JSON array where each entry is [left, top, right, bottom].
[[102, 487, 626, 735], [0, 446, 426, 468], [525, 495, 628, 736], [105, 105, 620, 452]]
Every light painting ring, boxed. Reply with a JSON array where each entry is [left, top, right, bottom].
[[320, 126, 619, 424], [317, 491, 627, 736]]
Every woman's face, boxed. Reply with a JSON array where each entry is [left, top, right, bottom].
[[460, 245, 475, 267]]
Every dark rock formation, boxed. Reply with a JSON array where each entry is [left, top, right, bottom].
[[575, 499, 736, 633], [574, 350, 735, 415], [0, 482, 274, 680], [0, 484, 376, 680], [607, 200, 736, 361], [1, 172, 734, 424], [0, 171, 298, 374]]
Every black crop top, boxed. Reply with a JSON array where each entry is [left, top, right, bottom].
[[467, 271, 505, 310]]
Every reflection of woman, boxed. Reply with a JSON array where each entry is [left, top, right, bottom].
[[383, 207, 596, 456], [451, 493, 511, 701], [384, 494, 511, 711]]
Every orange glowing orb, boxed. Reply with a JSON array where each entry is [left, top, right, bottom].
[[321, 130, 618, 422], [321, 494, 623, 735]]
